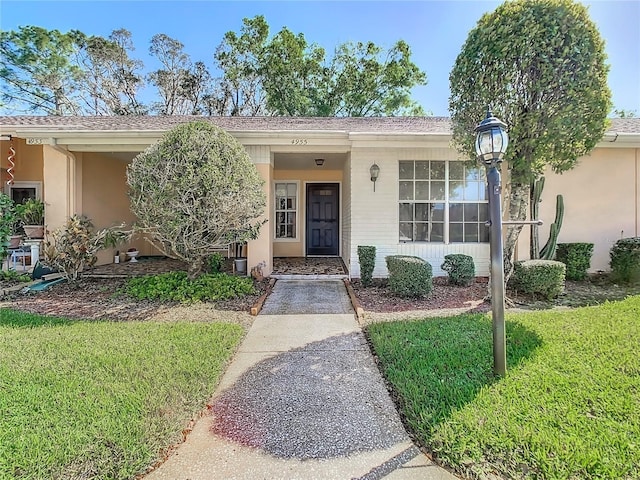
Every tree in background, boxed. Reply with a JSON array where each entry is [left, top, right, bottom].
[[0, 19, 427, 117], [0, 26, 85, 115], [77, 29, 146, 115], [212, 15, 269, 116], [212, 15, 427, 116], [328, 40, 426, 116], [261, 26, 326, 116], [147, 34, 214, 115], [127, 121, 266, 278], [449, 0, 610, 279]]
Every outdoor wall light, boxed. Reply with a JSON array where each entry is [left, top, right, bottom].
[[370, 163, 380, 191], [315, 158, 325, 166], [474, 107, 509, 166]]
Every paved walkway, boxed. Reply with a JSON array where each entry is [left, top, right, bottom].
[[145, 280, 458, 480]]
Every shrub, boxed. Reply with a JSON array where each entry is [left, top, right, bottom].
[[556, 243, 593, 281], [610, 237, 640, 284], [43, 215, 130, 281], [127, 121, 266, 279], [441, 254, 475, 286], [510, 260, 566, 299], [357, 245, 376, 286], [207, 252, 225, 273], [123, 271, 255, 302], [385, 255, 433, 297], [0, 193, 20, 258]]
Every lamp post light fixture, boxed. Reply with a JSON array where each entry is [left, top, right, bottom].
[[370, 163, 380, 191], [474, 108, 509, 376]]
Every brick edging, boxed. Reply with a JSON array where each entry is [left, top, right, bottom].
[[250, 278, 277, 316]]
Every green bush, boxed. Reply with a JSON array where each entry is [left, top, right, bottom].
[[124, 271, 255, 302], [441, 254, 475, 286], [385, 255, 433, 297], [207, 252, 225, 273], [610, 237, 640, 284], [556, 243, 593, 281], [357, 245, 376, 286], [511, 260, 566, 299]]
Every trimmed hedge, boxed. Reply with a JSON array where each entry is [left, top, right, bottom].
[[441, 254, 475, 286], [610, 237, 640, 284], [385, 255, 433, 297], [357, 245, 376, 287], [511, 260, 566, 300], [556, 243, 593, 281]]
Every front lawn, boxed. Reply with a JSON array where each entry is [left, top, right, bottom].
[[0, 309, 243, 479], [367, 295, 640, 479]]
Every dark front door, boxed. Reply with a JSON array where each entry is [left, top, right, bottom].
[[306, 183, 339, 256]]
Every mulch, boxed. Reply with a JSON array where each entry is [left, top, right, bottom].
[[350, 277, 491, 313], [2, 277, 270, 322]]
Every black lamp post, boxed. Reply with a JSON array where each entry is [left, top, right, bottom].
[[474, 108, 509, 376]]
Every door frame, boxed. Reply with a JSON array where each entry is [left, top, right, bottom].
[[304, 181, 341, 257]]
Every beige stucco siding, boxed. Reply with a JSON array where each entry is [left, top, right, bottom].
[[81, 153, 143, 264], [245, 162, 272, 276], [519, 147, 640, 272], [0, 138, 44, 188], [272, 168, 343, 257], [349, 146, 491, 278]]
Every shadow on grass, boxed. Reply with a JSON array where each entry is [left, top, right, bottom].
[[365, 313, 542, 443], [0, 308, 74, 328]]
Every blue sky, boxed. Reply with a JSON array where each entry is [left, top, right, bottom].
[[1, 0, 638, 116]]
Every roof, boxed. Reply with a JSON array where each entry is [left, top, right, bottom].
[[0, 115, 454, 134], [1, 116, 638, 141]]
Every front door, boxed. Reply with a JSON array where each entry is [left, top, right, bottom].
[[306, 183, 339, 256]]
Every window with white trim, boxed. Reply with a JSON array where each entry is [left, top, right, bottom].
[[275, 182, 298, 239], [4, 181, 42, 203], [399, 161, 488, 243]]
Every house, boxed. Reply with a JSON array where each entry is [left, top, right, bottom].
[[1, 116, 639, 278]]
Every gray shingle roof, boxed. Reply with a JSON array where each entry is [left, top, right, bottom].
[[0, 115, 638, 134], [0, 116, 453, 134]]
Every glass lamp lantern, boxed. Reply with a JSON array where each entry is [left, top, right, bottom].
[[474, 109, 509, 165]]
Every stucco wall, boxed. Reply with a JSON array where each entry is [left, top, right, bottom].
[[81, 153, 143, 264], [349, 146, 490, 278], [517, 147, 640, 272], [272, 168, 343, 257], [1, 138, 44, 193]]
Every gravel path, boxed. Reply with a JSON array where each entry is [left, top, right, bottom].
[[210, 332, 407, 459]]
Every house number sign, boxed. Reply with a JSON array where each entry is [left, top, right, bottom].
[[26, 138, 47, 145], [291, 138, 308, 145]]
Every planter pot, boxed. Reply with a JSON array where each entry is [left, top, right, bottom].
[[234, 258, 247, 275], [9, 235, 22, 249], [23, 225, 45, 239]]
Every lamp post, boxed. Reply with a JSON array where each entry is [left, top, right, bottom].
[[474, 108, 509, 376]]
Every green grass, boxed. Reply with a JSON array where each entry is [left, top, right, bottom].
[[367, 296, 640, 479], [0, 309, 244, 479]]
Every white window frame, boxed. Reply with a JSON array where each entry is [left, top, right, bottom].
[[273, 180, 300, 242], [3, 181, 42, 201], [399, 161, 488, 244]]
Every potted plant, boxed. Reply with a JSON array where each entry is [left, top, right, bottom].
[[0, 193, 21, 253], [228, 224, 262, 275], [16, 198, 45, 239]]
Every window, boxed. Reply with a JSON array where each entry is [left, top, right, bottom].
[[4, 181, 41, 203], [399, 161, 488, 243], [275, 182, 297, 239]]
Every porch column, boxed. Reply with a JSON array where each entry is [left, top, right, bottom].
[[42, 145, 82, 231], [245, 146, 273, 277]]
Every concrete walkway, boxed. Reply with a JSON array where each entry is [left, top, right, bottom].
[[145, 280, 458, 480]]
